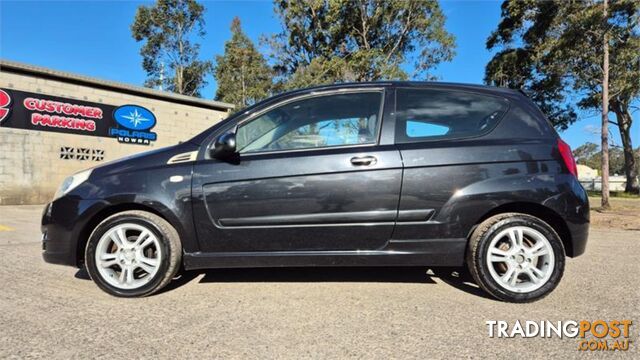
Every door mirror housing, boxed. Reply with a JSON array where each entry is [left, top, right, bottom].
[[210, 132, 237, 159]]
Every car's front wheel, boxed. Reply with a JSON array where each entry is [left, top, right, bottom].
[[466, 213, 565, 303], [85, 210, 181, 297]]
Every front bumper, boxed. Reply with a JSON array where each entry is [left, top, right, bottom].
[[41, 197, 107, 267]]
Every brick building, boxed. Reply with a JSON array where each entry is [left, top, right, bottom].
[[0, 60, 233, 205]]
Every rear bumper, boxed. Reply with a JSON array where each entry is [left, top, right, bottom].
[[567, 221, 589, 257], [41, 197, 108, 267], [557, 177, 590, 257]]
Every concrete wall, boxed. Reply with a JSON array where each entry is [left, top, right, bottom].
[[579, 176, 634, 192], [0, 71, 228, 205]]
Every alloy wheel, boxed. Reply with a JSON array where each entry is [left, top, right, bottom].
[[94, 223, 162, 290], [485, 225, 555, 293]]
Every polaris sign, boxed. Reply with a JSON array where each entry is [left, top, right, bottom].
[[0, 88, 158, 146], [110, 105, 157, 145]]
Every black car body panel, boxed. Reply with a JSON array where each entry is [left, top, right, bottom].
[[42, 142, 200, 265], [192, 144, 403, 252], [41, 82, 589, 270]]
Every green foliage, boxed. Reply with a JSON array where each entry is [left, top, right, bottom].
[[214, 17, 273, 109], [280, 57, 352, 91], [573, 142, 639, 176], [587, 190, 640, 198], [131, 0, 212, 96], [485, 0, 640, 193], [485, 1, 639, 127], [484, 1, 579, 129], [573, 142, 600, 164], [559, 1, 640, 111], [267, 0, 456, 89]]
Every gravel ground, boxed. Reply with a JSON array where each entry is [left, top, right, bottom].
[[0, 205, 638, 359], [589, 196, 640, 231]]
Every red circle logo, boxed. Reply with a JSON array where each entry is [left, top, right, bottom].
[[0, 89, 11, 123]]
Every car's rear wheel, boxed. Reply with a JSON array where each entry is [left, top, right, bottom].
[[85, 210, 181, 297], [466, 213, 565, 303]]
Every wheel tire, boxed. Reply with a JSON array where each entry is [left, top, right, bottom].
[[466, 213, 565, 303], [85, 210, 182, 297]]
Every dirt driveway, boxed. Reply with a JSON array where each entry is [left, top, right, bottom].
[[589, 196, 640, 231]]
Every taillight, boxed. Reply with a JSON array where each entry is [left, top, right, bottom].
[[557, 139, 578, 178]]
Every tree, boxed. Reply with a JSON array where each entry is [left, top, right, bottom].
[[484, 46, 578, 130], [565, 0, 640, 193], [214, 17, 273, 109], [131, 0, 212, 97], [485, 0, 640, 201], [267, 0, 456, 89], [573, 142, 638, 177], [574, 142, 600, 166], [601, 0, 611, 206]]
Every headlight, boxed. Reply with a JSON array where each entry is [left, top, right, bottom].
[[53, 169, 93, 200]]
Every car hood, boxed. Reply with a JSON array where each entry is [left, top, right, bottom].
[[90, 142, 199, 178]]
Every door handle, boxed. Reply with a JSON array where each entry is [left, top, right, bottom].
[[350, 156, 377, 166]]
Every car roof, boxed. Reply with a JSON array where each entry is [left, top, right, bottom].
[[281, 81, 523, 98]]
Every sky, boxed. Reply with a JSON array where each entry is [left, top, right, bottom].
[[0, 0, 637, 150]]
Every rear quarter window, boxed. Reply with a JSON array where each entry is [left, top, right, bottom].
[[395, 88, 509, 143]]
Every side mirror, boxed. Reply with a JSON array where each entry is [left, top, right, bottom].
[[210, 132, 237, 159]]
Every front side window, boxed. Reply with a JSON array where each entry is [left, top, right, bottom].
[[236, 92, 382, 153], [395, 88, 509, 143]]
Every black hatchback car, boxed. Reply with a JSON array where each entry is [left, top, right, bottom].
[[42, 82, 589, 302]]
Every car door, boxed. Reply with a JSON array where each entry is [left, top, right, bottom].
[[192, 88, 403, 253]]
